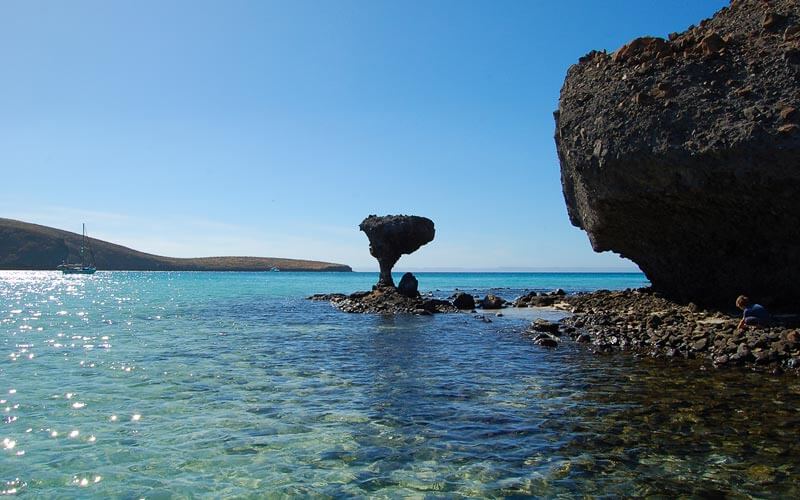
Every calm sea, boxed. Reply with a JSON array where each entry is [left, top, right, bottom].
[[1, 271, 799, 497]]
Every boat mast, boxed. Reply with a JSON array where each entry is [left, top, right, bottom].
[[81, 223, 86, 266]]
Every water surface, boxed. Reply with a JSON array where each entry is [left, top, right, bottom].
[[1, 272, 798, 497]]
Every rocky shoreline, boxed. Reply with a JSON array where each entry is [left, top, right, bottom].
[[311, 284, 800, 375], [522, 289, 800, 375]]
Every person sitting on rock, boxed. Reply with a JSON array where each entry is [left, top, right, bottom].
[[736, 295, 770, 330]]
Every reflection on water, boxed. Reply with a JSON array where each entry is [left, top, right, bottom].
[[0, 271, 798, 496]]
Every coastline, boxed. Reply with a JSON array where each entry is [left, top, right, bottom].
[[542, 289, 800, 375]]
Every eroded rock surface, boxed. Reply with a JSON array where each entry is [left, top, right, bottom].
[[359, 215, 435, 288], [555, 0, 800, 306], [309, 288, 456, 314]]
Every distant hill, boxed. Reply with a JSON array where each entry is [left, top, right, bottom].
[[0, 218, 352, 272]]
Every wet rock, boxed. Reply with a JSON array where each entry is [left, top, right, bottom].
[[452, 292, 476, 310], [533, 334, 559, 348], [307, 293, 347, 301], [397, 272, 420, 298], [530, 319, 561, 334], [480, 294, 505, 310], [324, 287, 457, 315], [555, 0, 800, 307], [359, 215, 435, 288], [576, 333, 591, 343]]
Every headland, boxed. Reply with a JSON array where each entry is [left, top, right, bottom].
[[0, 218, 352, 272]]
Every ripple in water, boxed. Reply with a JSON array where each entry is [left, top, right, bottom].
[[0, 271, 798, 496]]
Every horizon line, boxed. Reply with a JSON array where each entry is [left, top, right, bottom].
[[351, 266, 643, 273]]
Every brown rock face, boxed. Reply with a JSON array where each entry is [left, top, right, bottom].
[[359, 215, 435, 287], [555, 0, 800, 307]]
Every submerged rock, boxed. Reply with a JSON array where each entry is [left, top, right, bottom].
[[359, 215, 435, 288], [555, 0, 800, 306]]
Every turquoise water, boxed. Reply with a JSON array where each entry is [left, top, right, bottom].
[[2, 271, 800, 497]]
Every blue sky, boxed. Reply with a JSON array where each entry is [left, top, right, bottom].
[[1, 0, 726, 271]]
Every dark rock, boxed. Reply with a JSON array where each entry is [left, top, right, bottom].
[[763, 12, 787, 31], [421, 298, 454, 313], [576, 333, 592, 343], [646, 314, 663, 329], [555, 0, 800, 307], [397, 272, 420, 298], [328, 287, 457, 315], [480, 294, 505, 310], [359, 215, 435, 288], [452, 292, 476, 310], [307, 293, 347, 301], [533, 335, 559, 348], [530, 319, 561, 334]]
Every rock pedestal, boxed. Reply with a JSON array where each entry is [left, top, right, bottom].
[[359, 215, 435, 288], [555, 0, 800, 306]]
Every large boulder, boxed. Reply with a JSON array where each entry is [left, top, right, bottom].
[[359, 215, 435, 288], [555, 0, 800, 307]]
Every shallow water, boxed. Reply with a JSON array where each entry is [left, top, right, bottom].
[[1, 271, 798, 497]]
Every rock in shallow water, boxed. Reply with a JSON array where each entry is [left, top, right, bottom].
[[480, 294, 505, 310], [452, 292, 476, 310], [555, 0, 800, 307], [397, 272, 420, 298]]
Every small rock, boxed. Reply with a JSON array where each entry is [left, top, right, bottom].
[[576, 333, 591, 343], [534, 336, 558, 348], [530, 319, 561, 334], [692, 338, 709, 351], [780, 106, 797, 121], [763, 12, 787, 31], [452, 292, 476, 310], [480, 294, 505, 310], [699, 32, 725, 56]]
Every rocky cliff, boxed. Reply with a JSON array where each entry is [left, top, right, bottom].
[[0, 218, 352, 272], [555, 0, 800, 306]]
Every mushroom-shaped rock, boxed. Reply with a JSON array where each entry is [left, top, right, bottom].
[[555, 0, 800, 307], [359, 215, 435, 288]]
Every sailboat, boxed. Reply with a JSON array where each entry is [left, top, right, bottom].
[[58, 223, 97, 274]]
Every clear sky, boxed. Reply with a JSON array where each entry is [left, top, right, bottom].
[[1, 0, 726, 271]]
